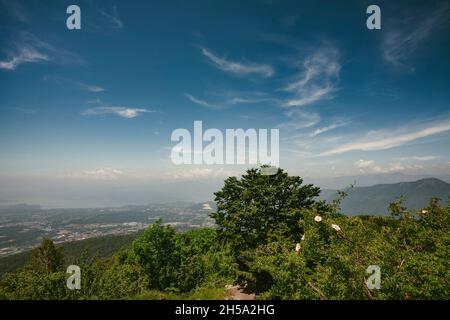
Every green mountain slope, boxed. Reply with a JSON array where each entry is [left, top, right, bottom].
[[0, 232, 142, 276], [323, 178, 450, 215]]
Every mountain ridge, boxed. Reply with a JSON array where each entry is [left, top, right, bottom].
[[321, 177, 450, 215]]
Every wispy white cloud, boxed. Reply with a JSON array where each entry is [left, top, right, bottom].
[[382, 4, 449, 69], [86, 98, 103, 105], [0, 46, 50, 70], [0, 33, 83, 70], [185, 93, 214, 108], [309, 121, 350, 137], [83, 107, 154, 119], [398, 155, 439, 161], [320, 117, 450, 156], [200, 47, 274, 77], [279, 109, 321, 131], [284, 86, 335, 107], [185, 92, 277, 109], [225, 97, 275, 105], [97, 5, 124, 29], [67, 80, 105, 93], [46, 76, 105, 92], [354, 159, 386, 173], [64, 167, 124, 180], [283, 47, 340, 107], [355, 159, 423, 174]]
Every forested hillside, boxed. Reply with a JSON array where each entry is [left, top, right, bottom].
[[0, 168, 448, 300], [0, 232, 141, 276], [322, 178, 450, 215]]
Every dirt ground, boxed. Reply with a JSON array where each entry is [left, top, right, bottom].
[[224, 284, 256, 300]]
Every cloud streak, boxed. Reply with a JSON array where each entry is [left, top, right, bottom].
[[47, 76, 105, 92], [65, 167, 124, 180], [0, 33, 83, 70], [185, 93, 214, 108], [382, 4, 449, 68], [354, 159, 422, 174], [97, 5, 124, 29], [68, 80, 105, 93], [200, 47, 273, 77], [283, 47, 340, 107], [320, 117, 450, 156], [0, 46, 50, 70], [185, 92, 277, 109], [310, 121, 350, 137], [398, 155, 439, 161], [279, 109, 321, 131], [83, 107, 154, 119]]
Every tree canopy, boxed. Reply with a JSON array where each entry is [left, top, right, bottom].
[[212, 167, 327, 255]]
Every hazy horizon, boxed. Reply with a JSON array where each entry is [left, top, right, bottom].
[[1, 172, 449, 209]]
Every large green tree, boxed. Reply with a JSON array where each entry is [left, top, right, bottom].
[[27, 238, 64, 274], [127, 219, 179, 290], [211, 167, 326, 255]]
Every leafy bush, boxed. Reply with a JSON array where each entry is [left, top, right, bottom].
[[239, 198, 449, 299], [127, 220, 234, 293]]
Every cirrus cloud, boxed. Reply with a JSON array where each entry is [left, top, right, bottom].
[[200, 46, 274, 78], [320, 117, 450, 156], [283, 47, 340, 107], [82, 107, 154, 118], [0, 32, 83, 70], [355, 159, 423, 174], [64, 167, 124, 180]]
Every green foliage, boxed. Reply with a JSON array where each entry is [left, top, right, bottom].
[[134, 281, 227, 300], [239, 198, 450, 299], [0, 238, 75, 300], [0, 270, 67, 300], [127, 220, 179, 290], [0, 232, 141, 276], [0, 223, 234, 300], [212, 167, 328, 255], [127, 220, 234, 293], [81, 256, 148, 300], [26, 238, 64, 274]]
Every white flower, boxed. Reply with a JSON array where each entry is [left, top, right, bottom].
[[295, 243, 301, 252], [314, 215, 322, 222], [331, 224, 341, 232], [301, 234, 305, 241], [421, 209, 428, 214]]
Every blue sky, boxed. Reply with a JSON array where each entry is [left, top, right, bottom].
[[0, 0, 449, 206]]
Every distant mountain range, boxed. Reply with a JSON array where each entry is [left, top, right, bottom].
[[320, 178, 450, 215], [307, 172, 450, 190]]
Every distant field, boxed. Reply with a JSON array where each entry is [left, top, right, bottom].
[[0, 232, 142, 276]]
